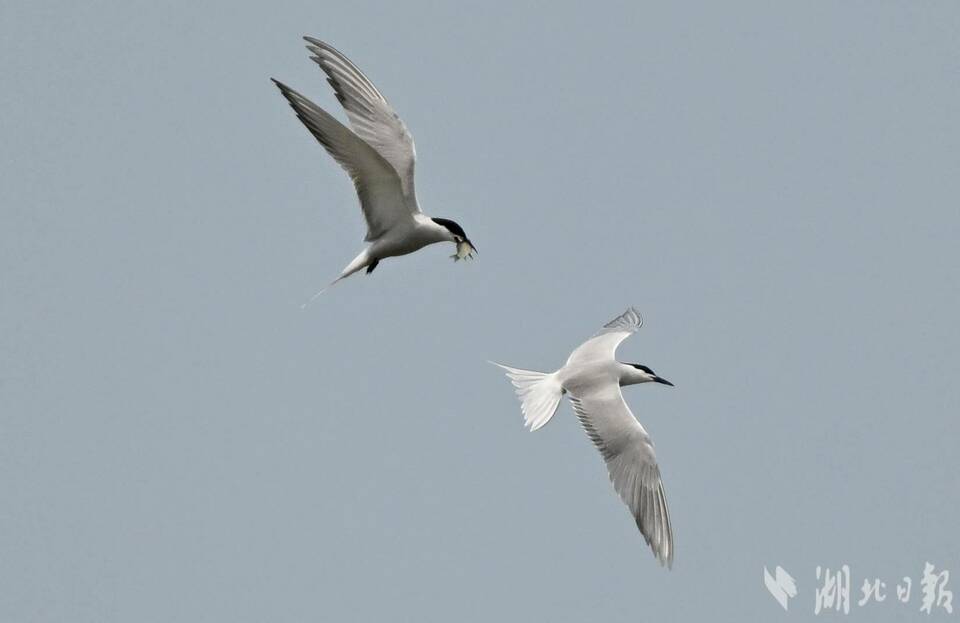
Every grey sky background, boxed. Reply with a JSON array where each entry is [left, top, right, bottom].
[[2, 1, 958, 621]]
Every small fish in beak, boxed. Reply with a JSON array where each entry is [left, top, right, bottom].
[[451, 239, 477, 261]]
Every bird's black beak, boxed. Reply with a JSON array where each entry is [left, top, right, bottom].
[[653, 376, 674, 387]]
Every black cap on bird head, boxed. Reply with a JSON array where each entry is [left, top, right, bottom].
[[432, 217, 477, 261], [630, 363, 674, 386]]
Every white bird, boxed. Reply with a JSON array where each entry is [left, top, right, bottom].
[[272, 38, 476, 303], [493, 308, 676, 568]]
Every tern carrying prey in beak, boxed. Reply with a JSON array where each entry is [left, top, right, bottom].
[[272, 38, 476, 304], [492, 308, 676, 568]]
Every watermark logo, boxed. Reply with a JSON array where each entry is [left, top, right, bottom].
[[763, 562, 953, 616], [765, 565, 799, 611]]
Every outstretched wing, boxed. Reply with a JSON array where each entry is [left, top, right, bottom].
[[272, 79, 412, 241], [568, 382, 674, 568], [566, 307, 643, 366], [304, 37, 419, 209]]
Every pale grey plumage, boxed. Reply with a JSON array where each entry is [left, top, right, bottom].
[[272, 78, 409, 241], [493, 307, 675, 568], [569, 383, 673, 568], [304, 37, 419, 206], [271, 38, 476, 299], [566, 307, 643, 367]]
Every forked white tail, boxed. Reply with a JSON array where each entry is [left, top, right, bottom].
[[300, 249, 372, 308], [491, 362, 563, 431], [299, 278, 342, 308]]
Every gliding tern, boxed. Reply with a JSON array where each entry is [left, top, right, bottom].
[[493, 308, 676, 568], [272, 38, 476, 303]]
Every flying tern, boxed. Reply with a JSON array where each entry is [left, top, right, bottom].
[[272, 38, 476, 303], [493, 308, 676, 567]]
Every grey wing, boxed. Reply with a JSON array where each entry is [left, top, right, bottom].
[[304, 37, 419, 209], [272, 79, 411, 241], [568, 382, 674, 568], [566, 307, 644, 367]]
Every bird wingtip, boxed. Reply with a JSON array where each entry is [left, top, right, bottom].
[[303, 35, 326, 49]]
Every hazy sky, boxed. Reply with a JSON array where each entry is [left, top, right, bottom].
[[2, 1, 958, 621]]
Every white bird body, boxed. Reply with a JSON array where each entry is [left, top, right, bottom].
[[337, 215, 454, 281], [376, 215, 461, 259], [272, 38, 475, 301], [493, 308, 676, 568], [556, 360, 645, 394]]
